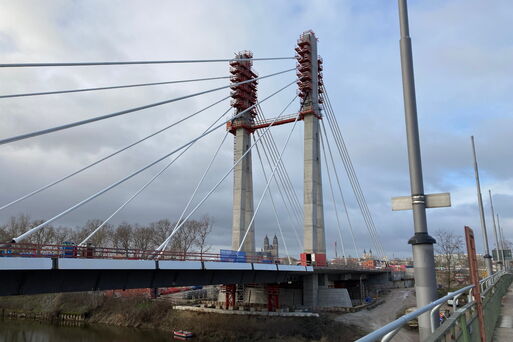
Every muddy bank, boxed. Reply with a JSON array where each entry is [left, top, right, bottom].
[[0, 293, 366, 341]]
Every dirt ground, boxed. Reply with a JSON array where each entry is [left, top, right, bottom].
[[336, 288, 419, 342]]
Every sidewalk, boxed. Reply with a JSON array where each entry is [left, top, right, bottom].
[[493, 284, 513, 341]]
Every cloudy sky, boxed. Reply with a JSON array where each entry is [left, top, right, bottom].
[[0, 0, 511, 259]]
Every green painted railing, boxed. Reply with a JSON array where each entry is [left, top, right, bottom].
[[426, 272, 512, 342], [356, 271, 512, 342]]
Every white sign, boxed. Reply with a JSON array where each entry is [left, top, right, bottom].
[[391, 192, 451, 211]]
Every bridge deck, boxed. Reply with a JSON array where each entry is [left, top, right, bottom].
[[493, 282, 513, 341]]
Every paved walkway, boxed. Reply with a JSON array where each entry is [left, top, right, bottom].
[[493, 284, 513, 341]]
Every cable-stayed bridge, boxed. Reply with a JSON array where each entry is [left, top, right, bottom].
[[0, 30, 395, 307], [1, 17, 512, 341]]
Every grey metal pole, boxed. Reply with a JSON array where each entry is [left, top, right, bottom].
[[470, 136, 493, 276], [488, 190, 503, 270], [397, 1, 438, 339], [497, 214, 508, 270]]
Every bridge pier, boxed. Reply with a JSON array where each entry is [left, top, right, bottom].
[[229, 51, 257, 253], [297, 31, 326, 260], [302, 273, 319, 309], [231, 126, 255, 253], [303, 112, 325, 255]]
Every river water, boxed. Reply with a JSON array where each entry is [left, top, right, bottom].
[[0, 320, 170, 342]]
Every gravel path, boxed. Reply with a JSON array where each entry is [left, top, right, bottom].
[[336, 288, 419, 341]]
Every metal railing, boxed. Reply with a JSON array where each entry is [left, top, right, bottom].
[[0, 242, 399, 272], [0, 242, 280, 264], [356, 270, 512, 342]]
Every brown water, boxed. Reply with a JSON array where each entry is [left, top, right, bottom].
[[0, 319, 170, 342]]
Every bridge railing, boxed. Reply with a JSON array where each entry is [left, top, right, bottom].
[[1, 242, 399, 271], [355, 270, 512, 342], [317, 264, 393, 272], [1, 242, 407, 273], [0, 242, 280, 264]]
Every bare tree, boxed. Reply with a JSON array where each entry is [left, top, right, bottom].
[[435, 229, 464, 291], [73, 219, 112, 247], [3, 214, 31, 241], [132, 224, 155, 252], [0, 225, 8, 242], [195, 215, 213, 257], [54, 227, 73, 244], [27, 220, 56, 246], [0, 216, 52, 244], [0, 215, 214, 261], [1, 215, 56, 246], [111, 223, 133, 256], [169, 220, 201, 258], [149, 219, 172, 248]]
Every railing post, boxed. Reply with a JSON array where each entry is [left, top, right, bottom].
[[452, 292, 464, 312], [380, 328, 400, 342], [430, 303, 444, 333]]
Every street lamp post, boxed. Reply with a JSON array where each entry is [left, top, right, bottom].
[[470, 136, 493, 276], [488, 190, 503, 270], [397, 0, 439, 339]]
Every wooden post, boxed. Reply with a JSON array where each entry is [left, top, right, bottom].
[[464, 226, 486, 342]]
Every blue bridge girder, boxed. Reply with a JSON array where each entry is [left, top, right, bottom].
[[0, 257, 314, 296]]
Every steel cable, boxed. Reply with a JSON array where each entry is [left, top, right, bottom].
[[0, 75, 231, 99], [0, 68, 295, 145], [255, 128, 304, 228], [254, 143, 293, 263], [255, 102, 302, 217], [79, 108, 231, 246], [13, 80, 296, 243], [319, 120, 359, 258], [155, 92, 298, 252], [323, 112, 383, 258], [320, 129, 352, 262], [0, 57, 295, 68], [237, 114, 300, 252], [0, 96, 230, 211], [255, 106, 304, 216], [255, 131, 304, 248], [321, 89, 385, 258], [159, 131, 230, 252]]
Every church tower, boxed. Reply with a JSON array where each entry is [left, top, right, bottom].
[[272, 235, 279, 258]]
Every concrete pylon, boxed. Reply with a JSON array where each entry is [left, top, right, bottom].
[[297, 31, 325, 254], [231, 127, 255, 252], [229, 51, 257, 253]]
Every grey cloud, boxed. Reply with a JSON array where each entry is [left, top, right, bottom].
[[0, 1, 511, 259]]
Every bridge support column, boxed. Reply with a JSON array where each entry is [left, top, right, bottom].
[[303, 273, 319, 309], [297, 31, 326, 257], [266, 284, 280, 311], [223, 284, 237, 309], [303, 113, 325, 254], [231, 127, 255, 253], [229, 51, 257, 253]]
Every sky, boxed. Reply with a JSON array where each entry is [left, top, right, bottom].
[[0, 0, 512, 259]]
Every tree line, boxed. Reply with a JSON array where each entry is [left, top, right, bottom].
[[434, 229, 512, 291], [0, 214, 213, 255]]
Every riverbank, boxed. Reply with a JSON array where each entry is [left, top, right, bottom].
[[337, 288, 418, 342], [0, 292, 366, 341]]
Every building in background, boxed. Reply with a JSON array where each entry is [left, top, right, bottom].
[[262, 235, 279, 259]]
